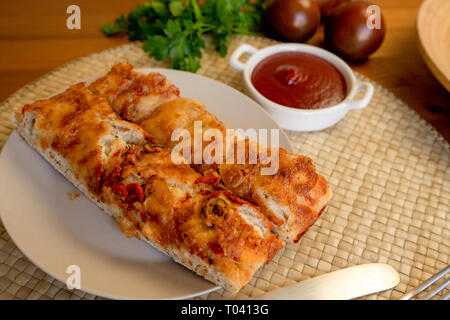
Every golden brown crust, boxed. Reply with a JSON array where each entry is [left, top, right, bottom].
[[139, 97, 206, 146], [218, 148, 330, 241], [102, 146, 283, 268], [89, 62, 332, 242], [14, 83, 283, 292], [88, 63, 180, 123], [103, 146, 284, 289], [17, 83, 150, 194]]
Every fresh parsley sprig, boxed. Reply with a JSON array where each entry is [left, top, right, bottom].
[[101, 0, 265, 72]]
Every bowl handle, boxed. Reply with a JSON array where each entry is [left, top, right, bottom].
[[346, 82, 374, 110], [229, 44, 258, 72]]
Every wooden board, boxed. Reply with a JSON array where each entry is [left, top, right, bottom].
[[417, 0, 450, 92]]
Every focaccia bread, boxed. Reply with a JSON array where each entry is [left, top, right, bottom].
[[89, 63, 331, 242], [11, 83, 284, 293]]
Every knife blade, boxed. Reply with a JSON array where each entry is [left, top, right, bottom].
[[251, 263, 400, 300]]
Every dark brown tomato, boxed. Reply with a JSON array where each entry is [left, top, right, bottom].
[[313, 0, 350, 19], [264, 0, 321, 42], [324, 1, 386, 60]]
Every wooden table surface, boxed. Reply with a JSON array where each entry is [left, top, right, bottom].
[[0, 0, 449, 141]]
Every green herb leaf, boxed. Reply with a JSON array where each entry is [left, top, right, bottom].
[[191, 0, 203, 20], [169, 1, 184, 17], [143, 35, 169, 60], [100, 14, 128, 36], [102, 0, 266, 72], [150, 1, 169, 16]]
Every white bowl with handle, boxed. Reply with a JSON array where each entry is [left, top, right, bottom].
[[229, 43, 374, 132]]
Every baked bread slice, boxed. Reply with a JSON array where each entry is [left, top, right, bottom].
[[11, 83, 284, 293], [89, 63, 331, 242]]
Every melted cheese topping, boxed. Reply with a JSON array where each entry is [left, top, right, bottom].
[[88, 63, 331, 242], [17, 81, 284, 290], [104, 146, 283, 268], [88, 62, 180, 123]]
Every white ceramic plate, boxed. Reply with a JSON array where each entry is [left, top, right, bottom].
[[0, 68, 292, 300]]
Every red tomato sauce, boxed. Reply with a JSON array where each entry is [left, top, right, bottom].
[[251, 52, 347, 109]]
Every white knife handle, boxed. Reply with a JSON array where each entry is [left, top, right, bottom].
[[251, 263, 400, 300]]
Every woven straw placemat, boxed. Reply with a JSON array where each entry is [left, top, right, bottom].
[[0, 35, 448, 300]]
